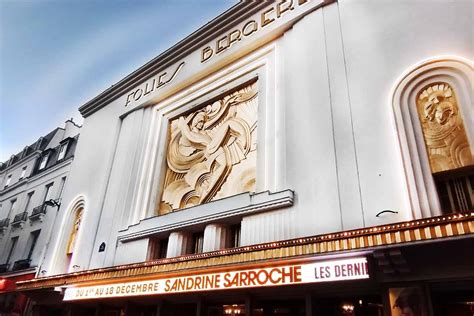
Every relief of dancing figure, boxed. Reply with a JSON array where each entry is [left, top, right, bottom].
[[159, 82, 258, 214]]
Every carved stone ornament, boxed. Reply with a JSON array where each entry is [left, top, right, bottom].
[[158, 81, 258, 214], [416, 83, 474, 173], [67, 208, 83, 255]]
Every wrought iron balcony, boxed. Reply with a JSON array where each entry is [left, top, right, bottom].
[[11, 212, 28, 228], [29, 204, 47, 222], [0, 263, 9, 273], [12, 259, 31, 271]]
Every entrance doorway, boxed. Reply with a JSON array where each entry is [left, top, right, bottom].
[[312, 295, 383, 316], [251, 299, 305, 316]]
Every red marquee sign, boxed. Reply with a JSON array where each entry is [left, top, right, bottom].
[[64, 257, 369, 301]]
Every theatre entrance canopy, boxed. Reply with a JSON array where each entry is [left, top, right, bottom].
[[17, 214, 473, 303]]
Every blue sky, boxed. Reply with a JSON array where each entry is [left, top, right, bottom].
[[0, 0, 237, 162]]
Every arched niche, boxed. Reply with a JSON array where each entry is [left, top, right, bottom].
[[391, 56, 473, 218], [49, 195, 86, 274]]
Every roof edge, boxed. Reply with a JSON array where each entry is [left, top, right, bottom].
[[78, 1, 272, 118]]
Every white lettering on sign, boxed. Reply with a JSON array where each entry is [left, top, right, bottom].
[[300, 257, 369, 282], [63, 257, 368, 301]]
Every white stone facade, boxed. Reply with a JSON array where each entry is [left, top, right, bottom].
[[38, 0, 472, 278]]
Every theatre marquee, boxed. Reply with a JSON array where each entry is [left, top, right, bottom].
[[64, 257, 369, 301]]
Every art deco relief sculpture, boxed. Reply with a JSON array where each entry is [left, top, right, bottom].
[[416, 83, 474, 173], [158, 82, 258, 214], [67, 208, 83, 255]]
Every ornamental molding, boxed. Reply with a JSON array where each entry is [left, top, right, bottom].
[[119, 190, 294, 243], [391, 56, 474, 218], [78, 0, 335, 118]]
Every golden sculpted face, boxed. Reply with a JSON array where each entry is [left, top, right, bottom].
[[416, 83, 473, 173], [422, 86, 454, 125], [158, 82, 258, 214]]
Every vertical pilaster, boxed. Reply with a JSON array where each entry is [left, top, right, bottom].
[[203, 224, 228, 252], [166, 231, 191, 257], [322, 3, 364, 230]]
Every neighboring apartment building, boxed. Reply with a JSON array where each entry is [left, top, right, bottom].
[[0, 120, 80, 315], [16, 1, 473, 316]]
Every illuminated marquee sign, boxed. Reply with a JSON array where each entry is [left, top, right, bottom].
[[63, 257, 368, 301]]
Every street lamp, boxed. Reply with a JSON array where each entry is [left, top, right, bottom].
[[44, 199, 61, 209]]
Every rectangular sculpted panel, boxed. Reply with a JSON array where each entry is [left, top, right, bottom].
[[416, 82, 474, 173], [158, 81, 258, 214]]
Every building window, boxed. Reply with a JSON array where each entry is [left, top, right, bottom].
[[7, 156, 14, 167], [6, 237, 18, 265], [57, 142, 68, 161], [19, 166, 27, 179], [58, 177, 67, 198], [4, 174, 12, 188], [229, 224, 241, 248], [21, 146, 28, 158], [8, 199, 16, 217], [192, 232, 204, 254], [148, 237, 169, 260], [435, 173, 474, 213], [25, 230, 41, 260], [24, 191, 34, 212], [38, 153, 49, 170], [43, 183, 54, 204]]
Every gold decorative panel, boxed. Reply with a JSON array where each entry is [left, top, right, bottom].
[[416, 83, 474, 173], [158, 81, 258, 214], [67, 207, 83, 255]]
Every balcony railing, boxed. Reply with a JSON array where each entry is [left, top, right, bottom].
[[0, 263, 9, 273], [11, 212, 28, 228], [29, 204, 47, 222], [12, 259, 31, 271]]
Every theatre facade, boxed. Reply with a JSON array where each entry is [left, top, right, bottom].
[[16, 0, 473, 315]]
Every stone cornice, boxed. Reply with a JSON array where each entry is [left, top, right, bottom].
[[26, 156, 73, 184], [78, 1, 272, 118], [118, 190, 294, 242]]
